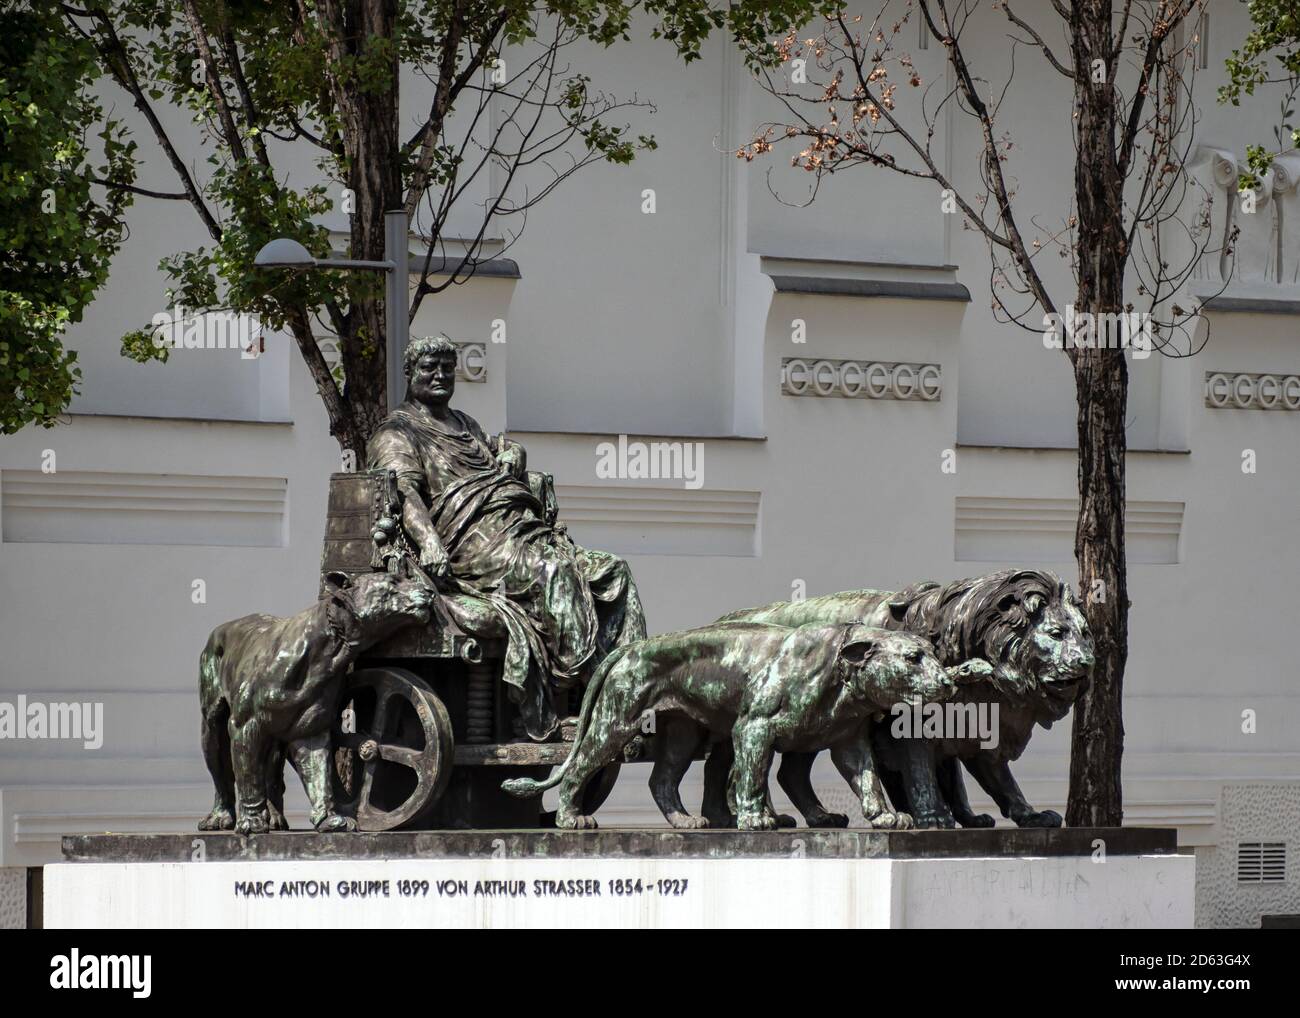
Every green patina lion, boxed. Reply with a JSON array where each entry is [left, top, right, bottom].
[[502, 621, 989, 830], [716, 569, 1095, 829]]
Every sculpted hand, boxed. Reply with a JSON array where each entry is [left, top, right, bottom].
[[495, 433, 526, 479], [419, 543, 451, 582]]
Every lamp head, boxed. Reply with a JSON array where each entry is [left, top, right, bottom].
[[253, 237, 316, 269]]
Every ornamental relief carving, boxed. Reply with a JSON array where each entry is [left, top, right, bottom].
[[780, 357, 942, 401], [1190, 148, 1300, 287], [1204, 371, 1300, 411], [318, 338, 487, 382]]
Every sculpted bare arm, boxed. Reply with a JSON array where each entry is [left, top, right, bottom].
[[396, 477, 450, 580], [369, 429, 450, 580]]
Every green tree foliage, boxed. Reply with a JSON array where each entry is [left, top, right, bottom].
[[0, 1, 134, 433], [1220, 0, 1300, 189], [66, 1, 751, 451], [48, 1, 830, 447]]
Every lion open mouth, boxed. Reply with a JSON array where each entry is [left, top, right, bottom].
[[1044, 672, 1089, 702]]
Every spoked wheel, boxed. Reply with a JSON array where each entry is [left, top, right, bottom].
[[333, 666, 453, 831]]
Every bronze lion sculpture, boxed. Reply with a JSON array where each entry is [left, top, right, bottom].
[[198, 571, 435, 834], [501, 620, 988, 830], [714, 569, 1094, 829]]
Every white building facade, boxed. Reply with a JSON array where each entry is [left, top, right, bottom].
[[1, 3, 1297, 928]]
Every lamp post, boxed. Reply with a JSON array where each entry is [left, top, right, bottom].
[[254, 209, 410, 410]]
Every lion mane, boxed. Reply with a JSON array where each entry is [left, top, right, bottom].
[[887, 568, 1076, 701]]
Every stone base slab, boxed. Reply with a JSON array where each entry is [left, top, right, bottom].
[[62, 826, 1176, 862], [47, 829, 1193, 929]]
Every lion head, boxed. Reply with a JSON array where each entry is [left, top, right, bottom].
[[834, 626, 956, 708], [888, 569, 1094, 722]]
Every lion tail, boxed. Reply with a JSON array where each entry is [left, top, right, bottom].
[[501, 645, 626, 798]]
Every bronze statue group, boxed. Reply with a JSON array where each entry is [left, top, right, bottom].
[[198, 336, 1095, 836]]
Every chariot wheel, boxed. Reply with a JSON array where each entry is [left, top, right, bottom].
[[333, 666, 454, 831]]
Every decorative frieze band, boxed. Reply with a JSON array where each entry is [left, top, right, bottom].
[[955, 496, 1183, 565], [453, 341, 487, 383], [1204, 371, 1300, 410], [317, 338, 487, 382], [553, 484, 759, 557], [781, 357, 942, 401], [1, 470, 287, 546]]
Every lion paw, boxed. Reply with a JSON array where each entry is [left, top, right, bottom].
[[804, 809, 850, 829], [556, 811, 599, 830], [911, 811, 957, 830], [667, 813, 710, 829], [198, 807, 234, 831], [267, 803, 289, 831], [776, 813, 798, 829], [1017, 809, 1063, 828], [737, 811, 778, 831], [959, 813, 996, 829], [867, 811, 913, 830], [235, 813, 270, 836], [315, 814, 357, 833]]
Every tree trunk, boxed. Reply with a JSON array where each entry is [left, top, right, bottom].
[[330, 0, 403, 450], [287, 309, 368, 458], [1067, 0, 1128, 826], [1068, 347, 1128, 826]]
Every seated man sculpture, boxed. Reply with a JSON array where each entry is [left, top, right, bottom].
[[366, 335, 647, 740]]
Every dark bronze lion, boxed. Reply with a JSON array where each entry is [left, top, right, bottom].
[[198, 571, 435, 834], [714, 569, 1094, 829], [501, 622, 980, 831]]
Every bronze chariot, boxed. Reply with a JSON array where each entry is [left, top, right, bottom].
[[320, 468, 620, 831]]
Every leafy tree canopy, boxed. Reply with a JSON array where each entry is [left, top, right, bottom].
[[0, 1, 134, 433], [1220, 0, 1300, 189]]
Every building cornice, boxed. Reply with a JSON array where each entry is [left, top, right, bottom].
[[759, 254, 970, 302]]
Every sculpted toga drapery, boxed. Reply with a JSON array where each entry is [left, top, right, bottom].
[[366, 336, 646, 740]]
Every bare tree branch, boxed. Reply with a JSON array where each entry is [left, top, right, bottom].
[[403, 3, 512, 219], [1001, 2, 1074, 79], [86, 177, 189, 200], [64, 4, 223, 240], [180, 0, 249, 164]]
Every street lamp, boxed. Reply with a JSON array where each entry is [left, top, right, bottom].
[[254, 209, 410, 409]]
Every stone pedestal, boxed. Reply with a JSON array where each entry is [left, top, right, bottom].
[[46, 828, 1193, 929]]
